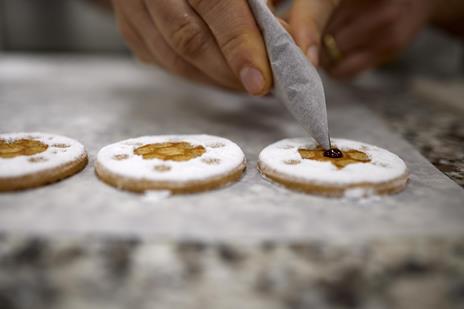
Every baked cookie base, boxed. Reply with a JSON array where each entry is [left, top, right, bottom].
[[95, 160, 246, 194], [258, 161, 409, 198], [0, 153, 88, 192]]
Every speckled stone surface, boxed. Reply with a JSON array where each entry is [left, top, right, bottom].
[[373, 95, 464, 188], [1, 236, 463, 309], [350, 28, 464, 188], [0, 54, 463, 309], [351, 74, 464, 188]]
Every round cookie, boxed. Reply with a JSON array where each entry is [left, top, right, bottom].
[[258, 138, 409, 197], [95, 135, 246, 193], [0, 132, 88, 191]]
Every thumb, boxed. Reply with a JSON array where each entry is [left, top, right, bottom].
[[288, 0, 339, 67]]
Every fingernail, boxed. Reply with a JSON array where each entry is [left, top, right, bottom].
[[240, 66, 265, 95], [307, 46, 319, 67]]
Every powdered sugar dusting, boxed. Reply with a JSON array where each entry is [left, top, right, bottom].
[[143, 190, 172, 202], [97, 135, 245, 182], [343, 188, 374, 199], [259, 138, 407, 185], [0, 132, 86, 177]]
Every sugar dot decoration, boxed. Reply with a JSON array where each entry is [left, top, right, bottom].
[[28, 156, 48, 163], [113, 154, 129, 161], [201, 158, 221, 165], [52, 144, 70, 148], [283, 159, 301, 165], [207, 142, 225, 149], [154, 165, 171, 172]]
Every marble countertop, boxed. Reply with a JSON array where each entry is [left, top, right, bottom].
[[0, 54, 463, 309], [352, 73, 464, 189]]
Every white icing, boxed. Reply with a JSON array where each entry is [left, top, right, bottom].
[[96, 135, 245, 182], [259, 138, 407, 185], [0, 132, 87, 178]]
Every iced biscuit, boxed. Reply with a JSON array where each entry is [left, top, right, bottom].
[[258, 138, 409, 197], [96, 135, 246, 194], [0, 132, 88, 191]]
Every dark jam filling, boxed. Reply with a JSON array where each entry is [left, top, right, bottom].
[[323, 148, 343, 159]]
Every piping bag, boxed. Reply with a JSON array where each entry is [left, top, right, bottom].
[[248, 0, 331, 149]]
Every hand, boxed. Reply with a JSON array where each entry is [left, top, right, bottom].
[[285, 0, 340, 67], [286, 0, 433, 79], [321, 0, 433, 79], [111, 0, 273, 95]]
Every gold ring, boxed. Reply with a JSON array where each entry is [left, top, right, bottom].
[[323, 34, 343, 63]]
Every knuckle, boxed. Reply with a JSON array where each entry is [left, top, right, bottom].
[[188, 0, 219, 13], [219, 31, 250, 60], [187, 0, 203, 8], [171, 17, 210, 56]]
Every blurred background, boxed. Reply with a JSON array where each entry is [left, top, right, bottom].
[[0, 0, 461, 69], [0, 0, 125, 52], [0, 0, 463, 118], [0, 0, 462, 76], [2, 0, 463, 109]]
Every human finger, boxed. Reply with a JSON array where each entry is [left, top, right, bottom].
[[145, 0, 241, 90], [287, 0, 339, 66], [188, 0, 273, 96]]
